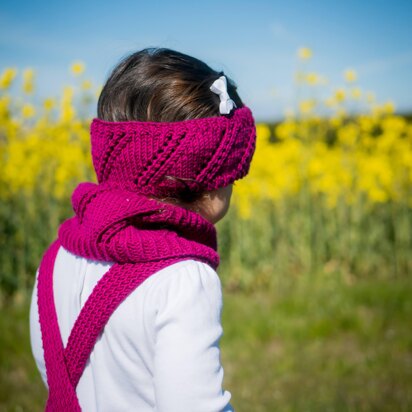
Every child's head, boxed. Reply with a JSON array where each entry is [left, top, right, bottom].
[[97, 47, 244, 123], [95, 47, 251, 223]]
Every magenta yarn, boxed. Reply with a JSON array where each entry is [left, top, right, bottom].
[[36, 105, 257, 410], [90, 105, 256, 197], [58, 180, 220, 266]]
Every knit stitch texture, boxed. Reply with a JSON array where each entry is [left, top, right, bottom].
[[36, 105, 256, 411], [90, 105, 256, 197]]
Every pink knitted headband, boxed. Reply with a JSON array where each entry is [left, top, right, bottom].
[[90, 96, 256, 199]]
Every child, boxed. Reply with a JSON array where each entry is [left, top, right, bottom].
[[29, 47, 257, 411]]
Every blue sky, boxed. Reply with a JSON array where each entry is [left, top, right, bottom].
[[1, 0, 411, 122]]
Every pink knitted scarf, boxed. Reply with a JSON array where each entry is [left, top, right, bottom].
[[37, 105, 256, 410]]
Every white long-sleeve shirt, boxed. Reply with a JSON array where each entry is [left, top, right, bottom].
[[29, 245, 234, 411]]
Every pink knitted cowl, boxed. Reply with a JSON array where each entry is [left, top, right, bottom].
[[36, 105, 256, 410]]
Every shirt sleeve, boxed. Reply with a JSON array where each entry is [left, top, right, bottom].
[[152, 260, 234, 412]]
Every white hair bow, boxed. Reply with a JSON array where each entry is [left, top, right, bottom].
[[209, 75, 237, 115]]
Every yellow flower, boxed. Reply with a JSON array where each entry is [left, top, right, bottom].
[[22, 68, 35, 94], [0, 94, 11, 118], [276, 121, 297, 140], [0, 67, 18, 89], [371, 104, 382, 117], [383, 100, 395, 115], [344, 69, 357, 83], [351, 87, 362, 99], [256, 124, 271, 141], [358, 115, 375, 133], [59, 85, 76, 122], [21, 104, 36, 118], [298, 47, 313, 60], [334, 88, 346, 103], [369, 188, 388, 203], [81, 79, 92, 90], [330, 116, 342, 128], [43, 98, 56, 111], [60, 104, 75, 123], [381, 115, 405, 134], [299, 99, 316, 114], [70, 61, 85, 76], [62, 85, 74, 100], [337, 123, 359, 146], [306, 72, 319, 85]]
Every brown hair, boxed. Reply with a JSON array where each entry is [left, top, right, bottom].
[[96, 47, 243, 209]]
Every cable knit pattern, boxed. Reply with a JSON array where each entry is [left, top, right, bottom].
[[90, 105, 256, 197], [36, 105, 257, 411]]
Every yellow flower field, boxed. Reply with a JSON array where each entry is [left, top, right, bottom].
[[1, 49, 411, 295]]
